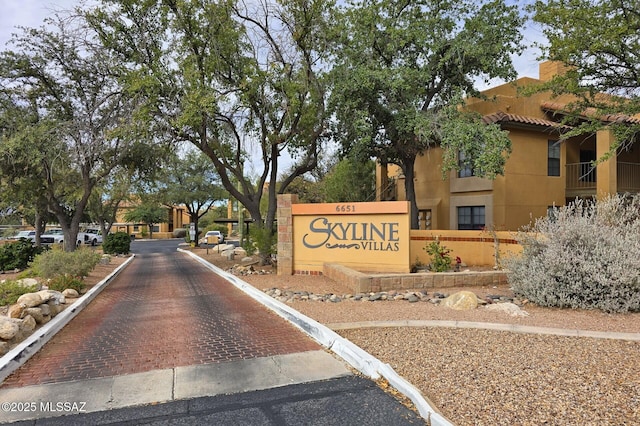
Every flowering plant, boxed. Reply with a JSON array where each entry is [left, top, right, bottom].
[[455, 256, 462, 271], [424, 240, 452, 272]]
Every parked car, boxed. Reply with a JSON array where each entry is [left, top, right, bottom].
[[41, 228, 65, 245], [42, 228, 99, 246], [82, 228, 103, 246], [200, 230, 224, 244], [10, 230, 36, 242]]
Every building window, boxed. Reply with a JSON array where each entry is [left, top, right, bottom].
[[418, 209, 432, 230], [548, 140, 560, 176], [458, 151, 474, 178], [457, 206, 485, 230]]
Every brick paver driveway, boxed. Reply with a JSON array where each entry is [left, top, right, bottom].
[[1, 240, 320, 388]]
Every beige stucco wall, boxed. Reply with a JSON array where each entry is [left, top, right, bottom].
[[410, 230, 522, 268]]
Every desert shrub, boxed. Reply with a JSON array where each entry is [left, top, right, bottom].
[[0, 280, 39, 305], [47, 274, 86, 293], [505, 195, 640, 313], [17, 269, 38, 279], [243, 225, 276, 262], [103, 232, 131, 255], [172, 228, 186, 238], [30, 246, 101, 279], [0, 239, 45, 271], [241, 234, 257, 256]]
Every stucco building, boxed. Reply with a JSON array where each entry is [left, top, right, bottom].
[[111, 202, 190, 239], [377, 61, 640, 231]]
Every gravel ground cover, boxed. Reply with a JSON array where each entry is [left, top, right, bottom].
[[192, 249, 640, 425]]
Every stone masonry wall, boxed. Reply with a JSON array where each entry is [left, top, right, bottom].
[[277, 194, 298, 275], [324, 263, 508, 293]]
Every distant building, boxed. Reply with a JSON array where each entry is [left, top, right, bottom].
[[111, 202, 190, 239]]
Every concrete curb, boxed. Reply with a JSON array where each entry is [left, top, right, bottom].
[[328, 320, 640, 341], [0, 255, 136, 384], [178, 248, 453, 426]]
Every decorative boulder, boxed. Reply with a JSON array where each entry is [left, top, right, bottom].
[[0, 317, 20, 340], [39, 303, 51, 317], [47, 301, 65, 316], [441, 291, 479, 310], [8, 303, 27, 319], [62, 288, 80, 298], [16, 293, 43, 308], [0, 341, 9, 356], [36, 290, 66, 305], [16, 278, 40, 289], [19, 315, 37, 333], [484, 302, 529, 317], [24, 307, 49, 325]]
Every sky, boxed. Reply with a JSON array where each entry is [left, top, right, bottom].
[[1, 0, 546, 87]]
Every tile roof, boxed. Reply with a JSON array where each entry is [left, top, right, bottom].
[[482, 110, 572, 131], [541, 101, 640, 125]]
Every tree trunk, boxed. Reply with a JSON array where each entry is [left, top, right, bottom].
[[34, 212, 46, 247], [59, 220, 81, 252], [403, 157, 419, 229]]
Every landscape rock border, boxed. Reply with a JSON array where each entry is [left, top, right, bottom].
[[263, 287, 530, 317]]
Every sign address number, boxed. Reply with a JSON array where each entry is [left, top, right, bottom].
[[335, 204, 356, 213]]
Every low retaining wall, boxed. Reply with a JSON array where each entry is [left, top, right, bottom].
[[324, 263, 509, 293]]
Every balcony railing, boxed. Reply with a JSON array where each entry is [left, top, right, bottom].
[[566, 162, 640, 194], [566, 162, 597, 192], [618, 162, 640, 192]]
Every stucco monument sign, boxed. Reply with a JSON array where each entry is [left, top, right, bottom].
[[279, 198, 411, 274]]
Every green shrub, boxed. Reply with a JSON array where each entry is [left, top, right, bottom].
[[47, 274, 86, 293], [31, 247, 101, 279], [505, 195, 640, 313], [425, 240, 452, 272], [0, 239, 45, 271], [103, 232, 131, 255], [0, 280, 39, 306], [241, 235, 257, 256]]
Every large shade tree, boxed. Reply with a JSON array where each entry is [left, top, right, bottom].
[[0, 13, 156, 251], [531, 0, 640, 154], [87, 0, 334, 261], [329, 0, 524, 228], [0, 95, 57, 244], [160, 149, 227, 240]]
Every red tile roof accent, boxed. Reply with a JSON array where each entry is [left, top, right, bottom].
[[540, 101, 640, 124], [482, 110, 572, 131]]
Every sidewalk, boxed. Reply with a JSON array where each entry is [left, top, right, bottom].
[[0, 351, 350, 423]]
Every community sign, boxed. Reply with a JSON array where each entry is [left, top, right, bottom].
[[292, 201, 411, 273]]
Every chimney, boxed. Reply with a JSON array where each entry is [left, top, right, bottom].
[[539, 61, 569, 82]]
